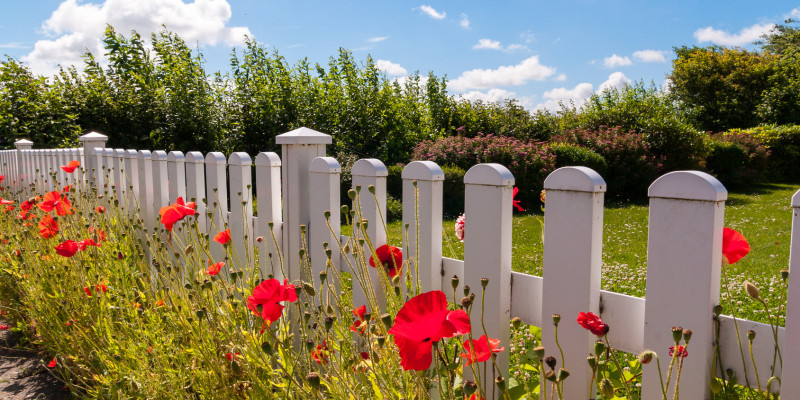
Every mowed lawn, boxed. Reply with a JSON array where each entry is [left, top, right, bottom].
[[383, 182, 800, 325]]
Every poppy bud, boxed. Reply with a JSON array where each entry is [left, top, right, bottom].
[[367, 185, 375, 194], [463, 285, 470, 296], [533, 346, 545, 361], [713, 304, 723, 315], [557, 368, 569, 382], [300, 225, 306, 233], [303, 311, 311, 323], [348, 189, 356, 200], [671, 326, 684, 344], [319, 270, 327, 282], [256, 236, 264, 243], [381, 313, 392, 329], [298, 249, 305, 257], [391, 275, 400, 286], [638, 350, 656, 364], [451, 275, 459, 290], [747, 330, 756, 342], [325, 248, 332, 259], [324, 210, 331, 219], [393, 286, 401, 296], [600, 378, 614, 398], [552, 314, 561, 325], [305, 340, 314, 352], [324, 316, 334, 331], [343, 241, 351, 254], [594, 340, 606, 356], [261, 341, 272, 353], [268, 221, 274, 229], [326, 305, 334, 315], [495, 376, 505, 391], [544, 370, 557, 382], [294, 285, 302, 298], [469, 293, 475, 303], [726, 368, 738, 386], [544, 355, 557, 370], [461, 296, 472, 308], [303, 282, 315, 296], [682, 329, 693, 343], [184, 245, 193, 254], [744, 281, 760, 300], [463, 380, 477, 396], [361, 220, 369, 230], [480, 278, 489, 288], [587, 354, 597, 369], [511, 317, 522, 329], [781, 269, 789, 280], [306, 372, 321, 389]]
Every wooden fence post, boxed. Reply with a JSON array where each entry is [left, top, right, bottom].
[[123, 150, 139, 217], [205, 152, 228, 264], [541, 166, 607, 400], [463, 163, 514, 399], [642, 171, 727, 400], [254, 152, 282, 280], [351, 158, 388, 311], [79, 132, 107, 189], [309, 156, 341, 294], [14, 139, 32, 198], [276, 127, 331, 282], [401, 161, 444, 293], [779, 190, 800, 397], [185, 152, 208, 235], [228, 152, 254, 276]]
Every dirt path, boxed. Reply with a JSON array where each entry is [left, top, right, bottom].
[[0, 324, 69, 400]]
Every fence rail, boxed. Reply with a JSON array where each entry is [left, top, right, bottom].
[[1, 128, 799, 399]]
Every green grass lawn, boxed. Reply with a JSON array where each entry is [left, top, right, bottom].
[[381, 182, 799, 325]]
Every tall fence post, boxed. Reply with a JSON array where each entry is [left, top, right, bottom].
[[275, 127, 331, 282], [14, 139, 32, 198], [228, 152, 254, 277], [351, 159, 388, 311], [309, 157, 341, 294], [642, 171, 726, 400], [780, 190, 800, 396], [463, 163, 514, 399], [540, 167, 606, 399], [79, 132, 107, 189], [401, 161, 444, 293], [254, 152, 282, 280]]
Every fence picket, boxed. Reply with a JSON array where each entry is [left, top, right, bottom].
[[309, 157, 341, 294], [401, 161, 444, 294], [254, 152, 282, 280], [780, 190, 800, 397], [351, 158, 389, 311], [228, 152, 254, 277], [205, 152, 228, 264]]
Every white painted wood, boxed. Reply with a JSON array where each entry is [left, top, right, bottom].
[[780, 189, 800, 397], [228, 152, 254, 275], [167, 151, 186, 203], [78, 132, 107, 188], [185, 152, 208, 234], [643, 171, 727, 400], [15, 142, 31, 197], [401, 161, 444, 294], [599, 291, 645, 354], [113, 149, 125, 203], [205, 152, 228, 264], [137, 151, 155, 234], [309, 157, 341, 294], [254, 152, 282, 279], [124, 150, 139, 217], [463, 163, 514, 399], [276, 127, 331, 283], [541, 166, 606, 400], [351, 158, 388, 311], [717, 315, 783, 392], [151, 151, 169, 233], [510, 272, 544, 327]]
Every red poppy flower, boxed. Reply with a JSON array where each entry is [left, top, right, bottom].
[[62, 185, 72, 193], [225, 352, 241, 362], [20, 200, 34, 211], [360, 351, 370, 360], [4, 205, 13, 213], [246, 278, 298, 325], [159, 197, 197, 231], [55, 240, 79, 257], [388, 290, 471, 370], [60, 160, 80, 173], [95, 284, 107, 294], [17, 210, 33, 220], [156, 300, 165, 307], [77, 238, 99, 251], [350, 305, 367, 333], [0, 325, 10, 330], [0, 198, 13, 205], [722, 228, 750, 264], [512, 187, 525, 212], [461, 334, 505, 366], [577, 312, 609, 337], [0, 175, 4, 184], [83, 287, 92, 296], [88, 226, 106, 241], [95, 206, 105, 214], [369, 244, 403, 278], [47, 357, 57, 368], [38, 191, 72, 216], [214, 228, 231, 245], [207, 261, 224, 276], [312, 340, 333, 364], [465, 395, 486, 400], [669, 345, 688, 358]]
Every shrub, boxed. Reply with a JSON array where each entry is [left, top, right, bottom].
[[552, 126, 664, 198], [441, 165, 466, 218], [707, 132, 770, 186], [548, 143, 607, 176], [411, 134, 556, 211], [727, 124, 800, 181]]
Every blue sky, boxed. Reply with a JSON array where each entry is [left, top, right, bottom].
[[1, 0, 799, 110]]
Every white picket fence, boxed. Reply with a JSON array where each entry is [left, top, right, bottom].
[[2, 128, 800, 400]]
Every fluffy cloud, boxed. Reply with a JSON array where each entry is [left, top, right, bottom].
[[472, 39, 529, 52], [460, 13, 470, 29], [448, 56, 556, 91], [791, 8, 800, 19], [418, 5, 446, 19], [535, 72, 631, 111], [555, 74, 567, 82], [459, 88, 534, 108], [694, 23, 774, 46], [21, 0, 251, 76], [603, 54, 632, 68], [632, 50, 667, 63], [375, 59, 407, 76]]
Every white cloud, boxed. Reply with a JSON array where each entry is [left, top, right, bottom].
[[632, 49, 667, 63], [419, 5, 446, 19], [459, 88, 535, 108], [448, 56, 556, 91], [598, 71, 631, 93], [791, 8, 800, 19], [375, 59, 407, 76], [694, 23, 774, 46], [460, 13, 470, 29], [21, 0, 251, 76], [603, 54, 632, 68], [473, 39, 502, 50], [0, 42, 29, 49], [368, 36, 389, 43], [555, 74, 567, 82], [393, 75, 429, 88], [520, 32, 534, 44]]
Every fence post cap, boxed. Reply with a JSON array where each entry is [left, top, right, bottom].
[[137, 149, 152, 157], [464, 163, 514, 186], [152, 150, 167, 160], [544, 166, 606, 192], [125, 149, 138, 158], [13, 139, 33, 149], [228, 152, 252, 166], [103, 148, 115, 155], [255, 152, 281, 167], [648, 170, 727, 201], [205, 152, 227, 165], [352, 158, 388, 177], [79, 131, 108, 142], [114, 148, 126, 156], [185, 151, 204, 163], [402, 161, 444, 181], [167, 151, 185, 162], [310, 156, 341, 173], [275, 127, 332, 145]]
